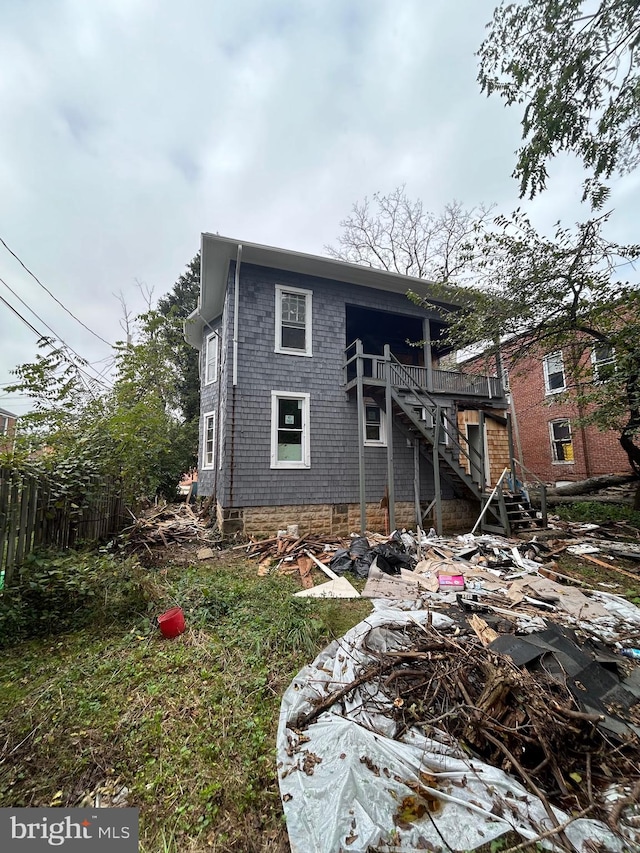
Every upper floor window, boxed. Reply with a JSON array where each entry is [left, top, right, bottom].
[[364, 404, 386, 446], [591, 344, 616, 382], [203, 411, 216, 469], [543, 351, 566, 394], [275, 285, 312, 356], [205, 332, 218, 385], [549, 419, 573, 463], [271, 391, 311, 469]]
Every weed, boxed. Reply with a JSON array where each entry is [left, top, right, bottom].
[[0, 553, 371, 851]]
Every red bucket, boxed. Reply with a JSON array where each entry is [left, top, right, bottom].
[[158, 606, 186, 639]]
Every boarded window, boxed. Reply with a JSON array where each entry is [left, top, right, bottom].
[[549, 419, 573, 462]]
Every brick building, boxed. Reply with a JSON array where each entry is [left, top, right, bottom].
[[465, 346, 632, 485]]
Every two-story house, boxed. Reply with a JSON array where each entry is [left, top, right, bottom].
[[185, 234, 515, 537]]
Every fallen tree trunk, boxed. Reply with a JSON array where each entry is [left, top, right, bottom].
[[539, 494, 636, 507], [546, 473, 637, 497]]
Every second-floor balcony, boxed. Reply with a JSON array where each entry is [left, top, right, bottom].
[[344, 341, 504, 400]]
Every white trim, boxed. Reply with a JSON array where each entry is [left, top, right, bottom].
[[202, 410, 216, 469], [274, 284, 313, 357], [543, 351, 566, 395], [204, 332, 219, 385], [363, 403, 386, 447], [270, 391, 311, 469]]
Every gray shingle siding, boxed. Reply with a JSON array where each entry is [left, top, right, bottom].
[[198, 262, 456, 506]]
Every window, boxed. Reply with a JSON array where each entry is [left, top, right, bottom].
[[271, 392, 310, 468], [203, 411, 216, 469], [275, 285, 312, 356], [205, 333, 218, 385], [543, 352, 566, 394], [549, 419, 574, 463], [364, 404, 386, 446], [592, 344, 616, 382]]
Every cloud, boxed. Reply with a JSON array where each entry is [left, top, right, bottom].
[[0, 0, 637, 415]]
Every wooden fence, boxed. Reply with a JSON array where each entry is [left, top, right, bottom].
[[0, 468, 127, 588]]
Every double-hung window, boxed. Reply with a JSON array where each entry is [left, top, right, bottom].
[[205, 332, 218, 385], [271, 392, 310, 468], [275, 285, 312, 356], [591, 344, 616, 382], [203, 411, 216, 469], [364, 405, 386, 446], [543, 352, 566, 394], [549, 419, 573, 463]]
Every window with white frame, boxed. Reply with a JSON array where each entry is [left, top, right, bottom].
[[549, 419, 574, 463], [543, 351, 566, 394], [591, 344, 616, 382], [270, 392, 310, 468], [364, 404, 386, 446], [203, 411, 216, 469], [205, 332, 219, 385], [275, 285, 312, 356]]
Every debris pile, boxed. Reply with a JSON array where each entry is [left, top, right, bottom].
[[119, 503, 215, 556], [275, 517, 640, 852], [278, 605, 640, 853]]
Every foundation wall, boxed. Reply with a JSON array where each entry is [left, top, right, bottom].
[[217, 498, 480, 538]]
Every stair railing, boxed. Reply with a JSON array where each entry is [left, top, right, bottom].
[[511, 459, 548, 527]]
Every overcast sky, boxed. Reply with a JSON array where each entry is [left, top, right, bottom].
[[1, 0, 638, 415]]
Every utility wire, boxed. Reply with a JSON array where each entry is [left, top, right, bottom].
[[0, 289, 111, 392], [0, 234, 113, 346], [0, 275, 112, 389]]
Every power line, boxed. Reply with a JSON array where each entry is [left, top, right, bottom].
[[0, 289, 111, 392], [0, 275, 112, 389], [0, 234, 113, 347]]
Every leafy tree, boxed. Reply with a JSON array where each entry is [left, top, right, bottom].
[[157, 253, 201, 424], [5, 311, 194, 504], [410, 212, 640, 476], [478, 0, 640, 206], [326, 187, 494, 281]]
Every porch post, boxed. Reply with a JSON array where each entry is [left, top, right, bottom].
[[423, 318, 433, 392], [384, 345, 395, 532], [433, 406, 443, 534], [413, 440, 421, 529], [478, 410, 488, 489], [356, 339, 367, 535], [506, 412, 518, 490]]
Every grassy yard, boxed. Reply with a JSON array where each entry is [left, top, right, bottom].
[[2, 514, 640, 853], [0, 553, 371, 852]]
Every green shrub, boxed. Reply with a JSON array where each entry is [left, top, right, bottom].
[[0, 549, 152, 646]]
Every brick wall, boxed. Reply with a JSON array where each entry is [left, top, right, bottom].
[[465, 346, 631, 484]]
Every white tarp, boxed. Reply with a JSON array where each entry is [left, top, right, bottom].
[[277, 603, 631, 853]]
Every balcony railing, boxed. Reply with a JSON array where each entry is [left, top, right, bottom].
[[343, 342, 503, 399]]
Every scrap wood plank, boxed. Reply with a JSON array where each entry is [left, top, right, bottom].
[[581, 553, 640, 582], [297, 555, 314, 589], [304, 549, 340, 580]]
